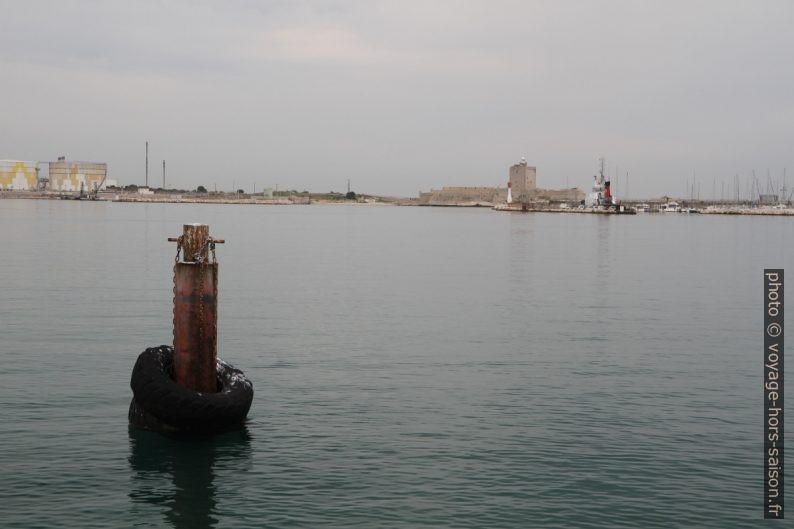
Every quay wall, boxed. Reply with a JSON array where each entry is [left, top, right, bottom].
[[418, 186, 508, 205]]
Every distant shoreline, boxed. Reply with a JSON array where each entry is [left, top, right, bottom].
[[0, 190, 399, 206], [2, 191, 792, 215]]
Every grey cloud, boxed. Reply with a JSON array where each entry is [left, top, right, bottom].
[[1, 0, 792, 197]]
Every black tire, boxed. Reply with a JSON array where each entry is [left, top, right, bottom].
[[130, 345, 253, 432], [128, 397, 180, 433]]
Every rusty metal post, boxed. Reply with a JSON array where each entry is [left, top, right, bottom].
[[169, 224, 224, 393]]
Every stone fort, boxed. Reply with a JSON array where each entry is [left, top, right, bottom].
[[417, 159, 584, 206]]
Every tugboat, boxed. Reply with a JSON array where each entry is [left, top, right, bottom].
[[585, 158, 635, 214]]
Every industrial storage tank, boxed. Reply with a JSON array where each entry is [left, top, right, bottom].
[[0, 160, 39, 190], [49, 160, 108, 192]]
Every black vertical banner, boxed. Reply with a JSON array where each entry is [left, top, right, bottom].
[[764, 269, 784, 518]]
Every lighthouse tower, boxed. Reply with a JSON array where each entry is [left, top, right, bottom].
[[507, 180, 513, 204]]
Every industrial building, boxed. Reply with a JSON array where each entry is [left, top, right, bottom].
[[49, 160, 108, 192], [0, 160, 39, 190]]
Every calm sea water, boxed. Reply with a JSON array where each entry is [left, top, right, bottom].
[[0, 199, 790, 528]]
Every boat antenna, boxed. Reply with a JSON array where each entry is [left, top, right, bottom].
[[598, 156, 605, 184]]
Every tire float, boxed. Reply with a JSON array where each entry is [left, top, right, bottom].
[[129, 345, 253, 433]]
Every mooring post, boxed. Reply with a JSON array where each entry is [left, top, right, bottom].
[[169, 224, 224, 393]]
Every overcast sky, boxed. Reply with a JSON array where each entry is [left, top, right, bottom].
[[2, 0, 793, 197]]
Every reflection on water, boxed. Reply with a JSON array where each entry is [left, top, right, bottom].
[[128, 427, 252, 529]]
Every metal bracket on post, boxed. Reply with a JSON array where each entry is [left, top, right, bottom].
[[168, 224, 225, 393]]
